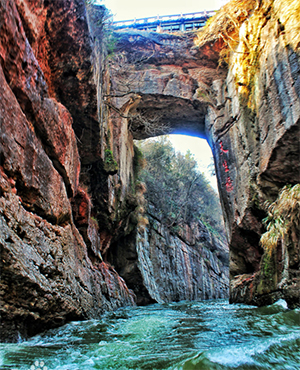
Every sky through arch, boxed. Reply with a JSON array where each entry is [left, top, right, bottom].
[[169, 135, 217, 191]]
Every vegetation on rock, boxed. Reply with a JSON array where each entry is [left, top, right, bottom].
[[195, 0, 300, 109], [194, 0, 256, 60], [86, 1, 116, 54], [260, 184, 300, 255], [104, 147, 118, 174], [137, 137, 225, 237]]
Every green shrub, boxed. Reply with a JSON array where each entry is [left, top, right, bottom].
[[104, 148, 118, 174], [260, 184, 300, 254]]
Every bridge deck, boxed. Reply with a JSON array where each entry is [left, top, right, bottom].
[[113, 11, 216, 32]]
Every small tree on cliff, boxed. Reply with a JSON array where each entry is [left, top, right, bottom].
[[260, 184, 300, 255]]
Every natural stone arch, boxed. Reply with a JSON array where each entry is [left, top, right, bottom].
[[107, 25, 300, 308], [106, 30, 225, 141], [129, 94, 207, 139]]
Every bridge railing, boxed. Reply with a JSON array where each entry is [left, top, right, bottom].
[[113, 11, 216, 30]]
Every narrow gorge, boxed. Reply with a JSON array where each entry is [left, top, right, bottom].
[[0, 0, 299, 343]]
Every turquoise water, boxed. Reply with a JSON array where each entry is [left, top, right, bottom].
[[0, 299, 299, 370]]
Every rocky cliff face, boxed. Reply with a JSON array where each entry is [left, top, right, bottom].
[[0, 0, 135, 342], [0, 0, 299, 342], [0, 0, 229, 343], [108, 206, 229, 305], [204, 0, 300, 308], [104, 30, 230, 304], [136, 215, 229, 304]]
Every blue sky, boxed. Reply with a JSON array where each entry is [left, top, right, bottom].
[[169, 135, 217, 191], [103, 0, 229, 21]]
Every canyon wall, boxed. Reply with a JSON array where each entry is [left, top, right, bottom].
[[105, 29, 230, 305], [0, 0, 136, 342], [0, 0, 299, 342], [108, 209, 229, 305], [0, 0, 229, 342], [136, 215, 229, 304], [204, 0, 300, 308]]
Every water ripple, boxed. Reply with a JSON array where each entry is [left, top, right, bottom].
[[0, 299, 299, 370]]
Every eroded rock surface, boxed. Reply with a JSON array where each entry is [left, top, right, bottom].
[[0, 0, 135, 342], [1, 0, 299, 343], [0, 191, 134, 341], [108, 204, 229, 305], [137, 216, 229, 303], [107, 29, 225, 140], [205, 0, 300, 307]]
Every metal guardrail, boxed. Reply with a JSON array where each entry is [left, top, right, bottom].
[[113, 11, 216, 32]]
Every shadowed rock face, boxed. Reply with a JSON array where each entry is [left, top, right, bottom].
[[1, 0, 223, 342], [137, 218, 229, 303], [205, 2, 300, 308], [108, 215, 229, 305], [105, 31, 230, 303]]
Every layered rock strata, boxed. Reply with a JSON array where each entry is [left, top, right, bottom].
[[108, 215, 229, 305], [0, 0, 228, 342], [205, 0, 300, 307], [0, 0, 135, 342]]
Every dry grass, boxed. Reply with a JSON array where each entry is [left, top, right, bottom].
[[231, 0, 300, 108], [195, 0, 300, 109], [193, 0, 260, 108], [273, 0, 300, 51], [260, 184, 300, 255], [137, 214, 149, 233], [194, 0, 257, 54]]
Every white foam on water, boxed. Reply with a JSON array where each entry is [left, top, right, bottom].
[[207, 331, 300, 367], [273, 299, 288, 309]]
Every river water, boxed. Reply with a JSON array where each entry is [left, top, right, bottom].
[[0, 299, 299, 370]]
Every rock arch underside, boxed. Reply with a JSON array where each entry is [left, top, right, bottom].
[[0, 0, 299, 341]]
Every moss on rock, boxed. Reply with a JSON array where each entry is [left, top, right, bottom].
[[104, 147, 118, 174]]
